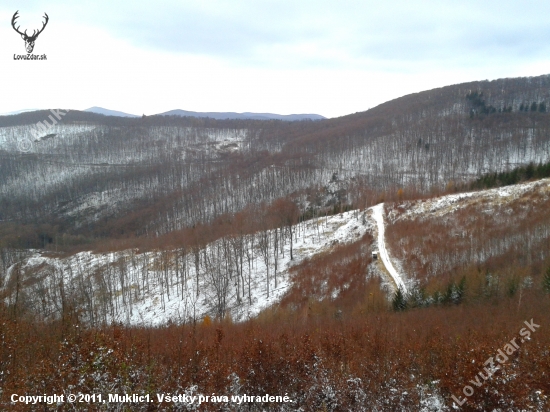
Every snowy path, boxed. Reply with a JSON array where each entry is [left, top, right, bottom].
[[372, 203, 407, 293]]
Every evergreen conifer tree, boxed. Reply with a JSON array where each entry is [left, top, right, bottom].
[[543, 267, 550, 294], [392, 287, 407, 311]]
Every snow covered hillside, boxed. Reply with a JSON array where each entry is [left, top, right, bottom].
[[3, 178, 550, 326], [3, 209, 374, 326], [389, 178, 550, 222], [5, 76, 550, 241], [385, 178, 550, 285]]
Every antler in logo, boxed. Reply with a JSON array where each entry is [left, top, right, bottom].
[[11, 11, 49, 54]]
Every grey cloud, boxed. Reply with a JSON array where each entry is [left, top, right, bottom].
[[6, 0, 550, 69]]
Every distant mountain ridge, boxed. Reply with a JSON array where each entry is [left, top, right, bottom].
[[0, 108, 42, 116], [84, 107, 140, 118], [156, 109, 326, 121], [76, 107, 327, 121]]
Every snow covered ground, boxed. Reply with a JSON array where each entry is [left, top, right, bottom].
[[4, 209, 374, 326], [6, 178, 549, 327], [391, 178, 550, 222]]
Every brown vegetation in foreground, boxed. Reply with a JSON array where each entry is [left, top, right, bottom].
[[0, 290, 548, 411]]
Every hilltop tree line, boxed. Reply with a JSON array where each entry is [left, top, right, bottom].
[[1, 74, 550, 251], [466, 90, 547, 117]]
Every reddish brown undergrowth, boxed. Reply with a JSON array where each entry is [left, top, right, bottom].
[[0, 288, 548, 411]]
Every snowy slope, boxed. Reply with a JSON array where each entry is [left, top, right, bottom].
[[5, 210, 373, 326], [384, 178, 550, 285], [391, 178, 550, 222], [5, 178, 549, 326]]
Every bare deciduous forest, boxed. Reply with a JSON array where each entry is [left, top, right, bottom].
[[1, 75, 550, 410]]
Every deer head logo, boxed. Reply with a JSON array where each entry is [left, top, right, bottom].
[[11, 11, 49, 54]]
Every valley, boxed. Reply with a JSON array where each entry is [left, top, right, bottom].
[[1, 75, 550, 410]]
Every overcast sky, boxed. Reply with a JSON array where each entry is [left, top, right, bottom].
[[1, 1, 550, 118]]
